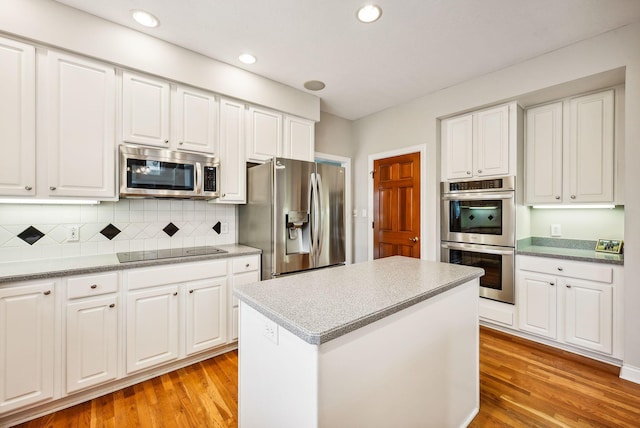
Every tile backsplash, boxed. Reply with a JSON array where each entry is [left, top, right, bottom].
[[0, 200, 237, 262]]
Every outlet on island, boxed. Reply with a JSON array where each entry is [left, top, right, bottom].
[[550, 224, 562, 237]]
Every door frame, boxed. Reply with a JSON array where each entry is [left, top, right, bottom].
[[368, 144, 427, 261], [315, 152, 352, 265]]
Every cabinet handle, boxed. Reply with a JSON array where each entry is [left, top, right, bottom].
[[25, 185, 33, 191], [570, 195, 576, 199], [164, 140, 169, 144], [466, 171, 471, 175], [549, 282, 555, 286], [109, 303, 115, 308], [557, 267, 563, 271], [189, 289, 194, 294], [43, 290, 51, 296], [566, 284, 572, 288], [90, 284, 98, 289], [245, 263, 250, 268], [49, 186, 56, 191], [173, 292, 178, 296], [477, 169, 482, 174], [555, 196, 561, 200], [222, 193, 226, 197], [179, 141, 184, 145]]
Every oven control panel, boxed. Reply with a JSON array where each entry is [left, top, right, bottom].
[[442, 176, 515, 193]]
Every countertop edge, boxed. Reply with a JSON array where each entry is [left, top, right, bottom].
[[235, 270, 483, 345], [516, 248, 624, 265], [0, 245, 262, 284]]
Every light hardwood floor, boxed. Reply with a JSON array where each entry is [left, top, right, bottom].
[[15, 326, 640, 427]]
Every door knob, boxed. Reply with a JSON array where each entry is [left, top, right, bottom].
[[409, 236, 419, 243]]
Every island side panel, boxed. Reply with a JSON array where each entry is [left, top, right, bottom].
[[317, 279, 480, 428], [238, 302, 319, 428]]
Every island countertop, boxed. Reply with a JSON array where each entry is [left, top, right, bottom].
[[233, 256, 484, 345]]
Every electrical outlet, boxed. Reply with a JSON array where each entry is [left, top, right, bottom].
[[551, 224, 562, 237], [221, 222, 229, 234], [263, 318, 279, 344], [67, 225, 80, 242]]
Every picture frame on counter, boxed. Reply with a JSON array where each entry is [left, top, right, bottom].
[[595, 239, 623, 254]]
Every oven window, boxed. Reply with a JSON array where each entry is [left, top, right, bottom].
[[127, 159, 195, 190], [450, 249, 502, 291], [449, 200, 503, 235]]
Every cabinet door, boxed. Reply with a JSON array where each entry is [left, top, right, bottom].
[[567, 90, 614, 203], [283, 115, 314, 162], [517, 271, 557, 339], [246, 106, 282, 162], [126, 285, 179, 374], [525, 102, 563, 204], [474, 105, 509, 177], [185, 278, 227, 355], [122, 71, 171, 147], [176, 86, 218, 154], [66, 295, 118, 393], [441, 114, 473, 180], [0, 281, 55, 413], [231, 270, 260, 341], [218, 98, 246, 203], [0, 37, 36, 196], [45, 51, 116, 199], [563, 278, 613, 354]]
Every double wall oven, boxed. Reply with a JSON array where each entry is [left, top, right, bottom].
[[440, 177, 516, 304]]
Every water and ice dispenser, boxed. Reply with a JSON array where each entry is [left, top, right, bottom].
[[286, 211, 310, 255]]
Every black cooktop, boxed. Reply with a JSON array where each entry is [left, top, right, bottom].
[[117, 246, 227, 263]]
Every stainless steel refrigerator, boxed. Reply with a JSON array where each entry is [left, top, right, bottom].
[[238, 158, 346, 279]]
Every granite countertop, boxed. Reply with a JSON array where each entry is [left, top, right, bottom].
[[0, 244, 261, 284], [516, 237, 624, 265], [234, 256, 484, 345]]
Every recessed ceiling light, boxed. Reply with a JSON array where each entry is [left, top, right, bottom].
[[304, 80, 326, 91], [132, 10, 159, 28], [356, 4, 382, 23], [239, 53, 257, 64]]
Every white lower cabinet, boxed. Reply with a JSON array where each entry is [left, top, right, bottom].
[[230, 255, 261, 341], [126, 284, 180, 374], [185, 278, 227, 355], [0, 280, 56, 414], [516, 255, 620, 357]]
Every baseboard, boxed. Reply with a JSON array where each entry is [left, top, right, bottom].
[[460, 406, 479, 428], [620, 364, 640, 384]]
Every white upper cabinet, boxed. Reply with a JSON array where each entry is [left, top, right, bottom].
[[284, 115, 315, 162], [218, 97, 246, 203], [442, 114, 473, 179], [525, 102, 563, 204], [246, 106, 283, 162], [567, 90, 614, 203], [122, 71, 171, 148], [525, 90, 615, 205], [44, 50, 116, 199], [0, 36, 36, 197], [442, 103, 516, 181], [175, 85, 218, 154]]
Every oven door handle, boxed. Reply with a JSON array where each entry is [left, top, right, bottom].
[[442, 192, 514, 201], [441, 242, 515, 255]]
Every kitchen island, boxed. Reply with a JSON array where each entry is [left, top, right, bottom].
[[234, 256, 484, 428]]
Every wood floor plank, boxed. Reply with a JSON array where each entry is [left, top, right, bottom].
[[12, 328, 640, 427]]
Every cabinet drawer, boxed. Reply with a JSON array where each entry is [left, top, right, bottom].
[[518, 256, 613, 284], [127, 260, 227, 290], [67, 272, 118, 299], [232, 256, 260, 274]]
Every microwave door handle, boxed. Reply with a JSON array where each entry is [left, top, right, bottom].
[[194, 162, 202, 195], [442, 192, 514, 201], [441, 242, 514, 256]]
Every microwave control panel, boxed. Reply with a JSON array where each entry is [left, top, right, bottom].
[[203, 166, 217, 192]]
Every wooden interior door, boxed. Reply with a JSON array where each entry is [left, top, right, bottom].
[[373, 152, 421, 259]]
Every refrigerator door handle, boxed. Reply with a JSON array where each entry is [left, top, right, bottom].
[[316, 173, 324, 258], [309, 172, 318, 261]]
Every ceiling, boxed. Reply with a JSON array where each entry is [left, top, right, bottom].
[[53, 0, 640, 120]]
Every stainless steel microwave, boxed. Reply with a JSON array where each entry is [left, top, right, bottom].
[[119, 145, 219, 199]]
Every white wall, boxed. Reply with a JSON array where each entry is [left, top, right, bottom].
[[0, 0, 319, 121], [350, 23, 640, 375], [529, 207, 624, 240]]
